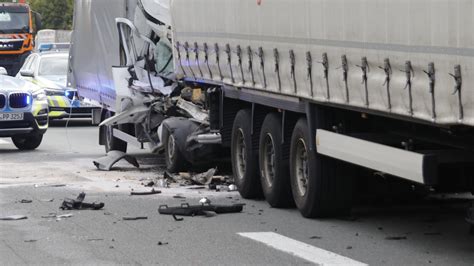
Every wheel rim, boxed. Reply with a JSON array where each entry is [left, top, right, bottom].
[[235, 128, 246, 180], [295, 138, 309, 197], [262, 133, 276, 187], [167, 134, 176, 163]]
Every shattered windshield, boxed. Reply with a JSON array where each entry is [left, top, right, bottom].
[[0, 11, 29, 33], [38, 57, 68, 76]]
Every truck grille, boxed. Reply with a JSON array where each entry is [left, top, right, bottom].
[[0, 40, 24, 51], [0, 94, 5, 109], [9, 93, 30, 109]]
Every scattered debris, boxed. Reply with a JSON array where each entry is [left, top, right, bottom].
[[123, 216, 148, 220], [24, 240, 37, 243], [41, 213, 58, 219], [173, 195, 186, 199], [159, 203, 244, 217], [385, 236, 407, 240], [172, 214, 184, 221], [87, 238, 104, 241], [39, 198, 54, 202], [187, 186, 206, 190], [144, 181, 155, 187], [19, 199, 32, 203], [130, 189, 161, 196], [60, 192, 105, 210], [0, 215, 27, 221], [228, 184, 237, 191], [346, 246, 353, 250], [157, 241, 169, 246], [93, 150, 140, 171], [56, 213, 74, 221], [199, 197, 211, 205], [34, 184, 66, 188], [309, 236, 322, 239]]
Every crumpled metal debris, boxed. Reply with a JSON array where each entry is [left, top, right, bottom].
[[60, 192, 104, 210], [93, 150, 140, 171], [130, 189, 161, 195], [0, 215, 27, 221]]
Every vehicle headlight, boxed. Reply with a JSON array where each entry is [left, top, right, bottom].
[[33, 90, 47, 101]]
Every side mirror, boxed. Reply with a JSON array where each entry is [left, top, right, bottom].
[[20, 69, 35, 78], [33, 12, 42, 32], [0, 67, 8, 75]]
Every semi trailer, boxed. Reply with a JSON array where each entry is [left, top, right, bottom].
[[70, 0, 474, 218]]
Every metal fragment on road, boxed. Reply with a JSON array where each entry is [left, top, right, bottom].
[[93, 150, 140, 171], [0, 215, 27, 221], [122, 216, 148, 220], [56, 213, 73, 219], [130, 189, 161, 195]]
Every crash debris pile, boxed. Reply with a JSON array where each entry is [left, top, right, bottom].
[[138, 167, 237, 192]]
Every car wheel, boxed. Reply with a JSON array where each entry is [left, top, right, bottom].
[[12, 133, 43, 150]]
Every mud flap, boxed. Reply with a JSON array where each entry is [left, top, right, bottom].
[[93, 150, 140, 171]]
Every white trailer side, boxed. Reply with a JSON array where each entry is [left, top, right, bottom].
[[171, 0, 473, 127]]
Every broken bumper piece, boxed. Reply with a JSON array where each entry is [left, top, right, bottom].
[[93, 150, 140, 171]]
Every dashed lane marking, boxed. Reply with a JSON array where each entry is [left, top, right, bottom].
[[238, 232, 367, 266]]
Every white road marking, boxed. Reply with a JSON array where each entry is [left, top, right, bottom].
[[0, 139, 10, 145], [238, 232, 367, 266]]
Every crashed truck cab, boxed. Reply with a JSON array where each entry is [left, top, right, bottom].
[[99, 4, 222, 171]]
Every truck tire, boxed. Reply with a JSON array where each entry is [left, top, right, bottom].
[[12, 133, 43, 150], [103, 111, 127, 153], [259, 113, 293, 207], [289, 118, 353, 218], [231, 109, 262, 198], [162, 127, 188, 173]]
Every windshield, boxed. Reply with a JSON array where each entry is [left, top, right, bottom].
[[38, 57, 68, 76], [0, 11, 29, 33]]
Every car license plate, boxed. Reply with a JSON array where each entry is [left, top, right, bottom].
[[0, 113, 24, 121]]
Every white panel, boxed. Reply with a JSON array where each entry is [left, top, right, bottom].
[[316, 129, 426, 184]]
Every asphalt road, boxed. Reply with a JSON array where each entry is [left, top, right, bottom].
[[0, 120, 473, 265]]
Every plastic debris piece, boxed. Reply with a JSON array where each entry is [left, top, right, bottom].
[[93, 150, 140, 171], [20, 199, 33, 203], [0, 215, 27, 221], [122, 216, 148, 220], [199, 197, 211, 205], [56, 213, 73, 219], [130, 189, 161, 195]]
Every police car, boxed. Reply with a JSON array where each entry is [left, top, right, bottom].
[[0, 67, 48, 150], [17, 51, 94, 120]]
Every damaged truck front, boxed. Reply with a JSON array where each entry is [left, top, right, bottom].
[[68, 0, 223, 171], [71, 0, 474, 222]]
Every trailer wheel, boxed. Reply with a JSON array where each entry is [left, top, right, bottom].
[[290, 118, 353, 218], [162, 127, 187, 173], [259, 113, 293, 207], [12, 133, 43, 150], [231, 109, 262, 198], [103, 111, 127, 153]]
